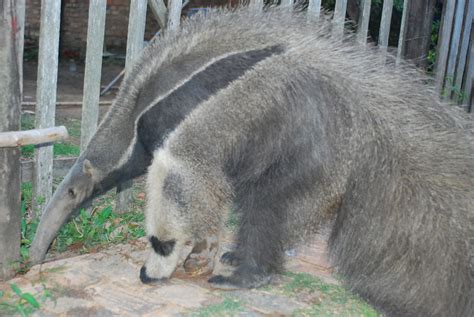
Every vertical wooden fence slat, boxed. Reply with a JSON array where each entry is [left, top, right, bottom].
[[444, 0, 466, 97], [396, 0, 410, 64], [33, 0, 61, 216], [333, 0, 348, 38], [308, 0, 322, 19], [378, 0, 394, 52], [0, 0, 24, 281], [280, 0, 293, 9], [250, 0, 264, 11], [17, 0, 25, 96], [148, 0, 167, 29], [454, 0, 474, 93], [435, 0, 457, 93], [81, 0, 107, 151], [167, 0, 183, 32], [116, 0, 148, 214], [464, 26, 474, 109], [356, 0, 372, 44]]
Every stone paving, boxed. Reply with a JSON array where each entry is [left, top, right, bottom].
[[0, 236, 337, 316]]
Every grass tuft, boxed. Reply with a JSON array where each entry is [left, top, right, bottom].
[[193, 297, 243, 317], [282, 272, 380, 317]]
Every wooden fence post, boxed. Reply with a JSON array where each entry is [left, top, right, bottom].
[[280, 0, 293, 9], [167, 0, 183, 32], [81, 0, 107, 150], [398, 0, 436, 68], [444, 0, 466, 97], [396, 0, 410, 65], [435, 0, 457, 93], [116, 0, 148, 214], [249, 0, 264, 11], [454, 0, 473, 93], [33, 0, 61, 216], [356, 0, 372, 44], [333, 0, 348, 38], [307, 0, 322, 20], [148, 0, 167, 29], [378, 0, 394, 52], [0, 0, 25, 280]]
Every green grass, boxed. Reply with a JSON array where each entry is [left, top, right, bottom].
[[20, 115, 81, 158], [19, 181, 146, 270], [0, 283, 51, 317], [281, 272, 379, 317], [193, 297, 244, 317]]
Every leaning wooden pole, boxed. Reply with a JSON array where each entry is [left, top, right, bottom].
[[33, 0, 61, 216], [0, 0, 25, 281]]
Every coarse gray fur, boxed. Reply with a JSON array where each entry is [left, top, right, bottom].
[[29, 7, 473, 316], [138, 8, 473, 317]]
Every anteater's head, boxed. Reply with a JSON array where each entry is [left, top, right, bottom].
[[29, 157, 102, 264]]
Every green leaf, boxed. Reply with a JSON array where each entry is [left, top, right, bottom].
[[15, 303, 27, 317], [98, 206, 112, 225], [21, 293, 40, 309], [21, 218, 27, 239], [0, 290, 4, 298], [10, 283, 22, 297], [20, 246, 29, 259]]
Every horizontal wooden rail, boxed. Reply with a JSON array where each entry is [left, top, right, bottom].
[[0, 126, 68, 148]]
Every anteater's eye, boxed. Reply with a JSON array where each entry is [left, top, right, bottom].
[[68, 188, 76, 198]]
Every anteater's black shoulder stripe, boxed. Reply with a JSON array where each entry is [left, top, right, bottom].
[[137, 45, 285, 154], [149, 236, 176, 256]]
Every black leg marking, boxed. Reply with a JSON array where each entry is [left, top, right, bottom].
[[220, 251, 241, 266], [149, 236, 176, 256], [140, 266, 159, 284]]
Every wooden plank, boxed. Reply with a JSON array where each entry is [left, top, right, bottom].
[[33, 0, 61, 216], [454, 0, 474, 91], [116, 0, 148, 214], [378, 0, 394, 52], [333, 0, 348, 38], [308, 0, 322, 19], [0, 126, 68, 147], [22, 101, 113, 108], [21, 157, 77, 183], [435, 0, 457, 93], [148, 0, 167, 29], [125, 0, 148, 71], [167, 0, 182, 32], [81, 0, 107, 151], [249, 0, 264, 12], [280, 0, 293, 8], [0, 0, 24, 281], [396, 0, 408, 64], [444, 0, 466, 97], [463, 23, 474, 108], [356, 0, 372, 44], [399, 0, 436, 68]]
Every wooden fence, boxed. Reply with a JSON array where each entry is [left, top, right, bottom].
[[1, 0, 472, 279], [435, 0, 473, 110]]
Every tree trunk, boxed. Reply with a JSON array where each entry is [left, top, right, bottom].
[[0, 0, 24, 281]]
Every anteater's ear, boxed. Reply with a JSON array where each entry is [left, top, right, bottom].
[[83, 159, 94, 178]]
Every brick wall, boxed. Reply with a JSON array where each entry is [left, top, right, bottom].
[[24, 0, 230, 57]]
